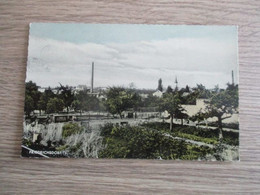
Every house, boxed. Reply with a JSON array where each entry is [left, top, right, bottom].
[[181, 99, 208, 117], [152, 90, 163, 98], [139, 93, 149, 99], [181, 98, 238, 123]]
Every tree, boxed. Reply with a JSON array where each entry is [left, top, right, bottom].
[[72, 89, 100, 113], [190, 109, 209, 127], [129, 92, 142, 113], [160, 93, 186, 131], [71, 99, 81, 113], [58, 84, 74, 113], [204, 84, 238, 140], [157, 78, 163, 92], [166, 85, 173, 93], [24, 94, 34, 117], [192, 84, 211, 99], [105, 87, 137, 118], [140, 94, 158, 107], [46, 98, 64, 114], [175, 109, 189, 126], [185, 85, 190, 92], [25, 81, 41, 113], [184, 84, 211, 105], [38, 87, 55, 114]]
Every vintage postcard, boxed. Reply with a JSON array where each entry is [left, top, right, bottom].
[[22, 23, 239, 160]]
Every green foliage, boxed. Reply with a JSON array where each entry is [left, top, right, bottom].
[[71, 99, 81, 112], [160, 93, 185, 116], [190, 110, 208, 123], [181, 145, 214, 160], [205, 84, 238, 119], [73, 90, 101, 112], [99, 137, 130, 158], [25, 81, 41, 115], [24, 94, 34, 116], [175, 132, 218, 145], [140, 94, 160, 107], [22, 137, 33, 147], [192, 84, 211, 99], [105, 87, 140, 118], [223, 131, 239, 146], [98, 122, 238, 160], [100, 123, 114, 137], [190, 84, 239, 140], [38, 87, 55, 112], [173, 125, 218, 138], [166, 86, 173, 93], [141, 122, 239, 146], [182, 84, 211, 105], [46, 97, 64, 114], [99, 125, 191, 159], [58, 84, 74, 113], [62, 123, 83, 138], [160, 93, 186, 130]]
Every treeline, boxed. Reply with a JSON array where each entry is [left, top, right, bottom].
[[24, 81, 103, 116], [24, 80, 238, 140], [24, 81, 224, 117]]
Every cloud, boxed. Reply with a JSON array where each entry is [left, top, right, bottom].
[[26, 36, 238, 89]]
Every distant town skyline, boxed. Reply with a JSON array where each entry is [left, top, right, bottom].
[[26, 23, 238, 89]]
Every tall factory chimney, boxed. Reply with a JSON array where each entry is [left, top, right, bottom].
[[91, 62, 94, 93], [232, 70, 234, 85]]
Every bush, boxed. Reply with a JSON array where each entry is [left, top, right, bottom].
[[99, 138, 130, 158], [141, 122, 239, 146], [223, 131, 239, 145], [181, 145, 214, 160], [62, 123, 83, 138], [100, 123, 114, 137], [99, 125, 198, 159], [175, 132, 218, 145]]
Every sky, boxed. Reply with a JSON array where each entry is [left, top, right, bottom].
[[26, 23, 238, 89]]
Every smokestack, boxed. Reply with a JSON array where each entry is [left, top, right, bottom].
[[91, 62, 94, 93], [232, 70, 234, 85], [175, 76, 178, 87]]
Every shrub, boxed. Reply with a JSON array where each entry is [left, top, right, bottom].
[[99, 125, 191, 159], [100, 123, 114, 137], [62, 123, 83, 138]]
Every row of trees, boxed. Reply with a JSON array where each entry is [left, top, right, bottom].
[[25, 81, 238, 140], [24, 81, 102, 117], [25, 79, 216, 117], [103, 83, 238, 140]]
